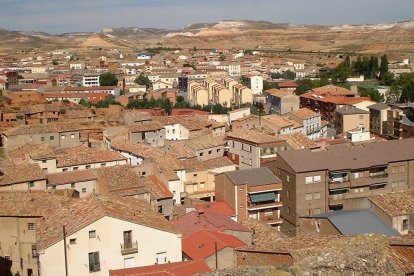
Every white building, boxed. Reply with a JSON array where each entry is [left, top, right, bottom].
[[37, 195, 182, 276], [249, 75, 263, 95], [82, 75, 100, 87]]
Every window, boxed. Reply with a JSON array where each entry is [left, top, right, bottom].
[[29, 181, 34, 188], [193, 174, 197, 177], [287, 175, 290, 182], [400, 165, 405, 173], [71, 183, 75, 188], [86, 165, 91, 169], [217, 149, 220, 153], [313, 176, 321, 183], [264, 209, 273, 216], [286, 190, 290, 198], [402, 219, 409, 231], [88, 252, 100, 272], [89, 230, 96, 238], [82, 188, 87, 193], [239, 188, 244, 192], [73, 167, 79, 171], [305, 193, 313, 201], [71, 134, 75, 139], [314, 208, 321, 215], [240, 204, 244, 209], [50, 136, 54, 141], [158, 205, 163, 213], [199, 152, 204, 157], [42, 159, 46, 163], [287, 207, 290, 214], [156, 252, 167, 264], [208, 150, 212, 155], [313, 192, 321, 200], [31, 244, 37, 257], [354, 172, 363, 179], [100, 163, 106, 167], [62, 168, 68, 172], [28, 223, 35, 230], [69, 238, 76, 245], [200, 182, 205, 188], [141, 171, 146, 176], [41, 137, 45, 142], [392, 166, 398, 174], [61, 135, 66, 140], [392, 181, 398, 188], [305, 176, 313, 184]]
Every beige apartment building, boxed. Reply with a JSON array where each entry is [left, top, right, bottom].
[[188, 81, 209, 106], [226, 129, 290, 170], [334, 107, 370, 134], [273, 138, 414, 236]]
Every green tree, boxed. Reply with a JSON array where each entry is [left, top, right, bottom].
[[134, 74, 151, 88], [99, 72, 118, 86], [295, 79, 314, 95], [332, 56, 352, 83], [284, 70, 296, 80], [78, 98, 91, 107], [161, 99, 173, 115], [386, 85, 401, 104], [263, 81, 278, 91], [379, 54, 389, 82], [398, 72, 414, 102], [358, 87, 384, 102]]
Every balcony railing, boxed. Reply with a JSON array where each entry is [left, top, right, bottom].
[[328, 177, 350, 184], [369, 172, 388, 179], [121, 241, 138, 255]]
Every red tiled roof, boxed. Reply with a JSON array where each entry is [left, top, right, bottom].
[[148, 175, 173, 198], [278, 81, 298, 88], [171, 109, 209, 116], [172, 211, 250, 237], [194, 202, 235, 217], [182, 230, 246, 260], [109, 260, 211, 276]]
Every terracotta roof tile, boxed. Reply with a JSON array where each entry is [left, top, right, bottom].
[[0, 163, 45, 186], [182, 230, 246, 259]]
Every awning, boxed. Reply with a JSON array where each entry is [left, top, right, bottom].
[[250, 192, 276, 203], [370, 182, 387, 187], [329, 187, 349, 192]]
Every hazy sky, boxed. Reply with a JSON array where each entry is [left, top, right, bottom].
[[1, 0, 413, 34]]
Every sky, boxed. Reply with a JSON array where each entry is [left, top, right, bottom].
[[0, 0, 413, 34]]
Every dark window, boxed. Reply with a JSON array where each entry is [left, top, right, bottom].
[[31, 244, 37, 257], [403, 219, 409, 231], [89, 230, 96, 238], [123, 231, 132, 248], [29, 181, 34, 188], [28, 223, 35, 230], [88, 252, 100, 272], [69, 238, 76, 245], [50, 136, 54, 141]]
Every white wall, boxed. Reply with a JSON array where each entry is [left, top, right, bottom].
[[39, 216, 182, 276]]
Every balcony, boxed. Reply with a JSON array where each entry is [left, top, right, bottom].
[[247, 201, 282, 210], [121, 241, 138, 255], [369, 172, 388, 179]]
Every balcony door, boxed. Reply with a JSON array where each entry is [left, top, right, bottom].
[[123, 231, 132, 249]]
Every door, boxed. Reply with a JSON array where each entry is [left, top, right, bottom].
[[123, 231, 132, 249], [124, 257, 135, 268], [156, 252, 167, 264]]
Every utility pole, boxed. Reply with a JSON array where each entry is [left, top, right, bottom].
[[215, 241, 218, 270], [63, 225, 68, 276]]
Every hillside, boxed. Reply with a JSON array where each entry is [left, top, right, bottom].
[[0, 19, 413, 55]]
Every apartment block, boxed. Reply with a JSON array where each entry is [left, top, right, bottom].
[[273, 139, 414, 236], [368, 103, 390, 136], [265, 89, 300, 115], [215, 167, 283, 228], [226, 129, 290, 170], [334, 107, 370, 135]]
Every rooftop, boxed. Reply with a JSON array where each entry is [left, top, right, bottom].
[[109, 260, 211, 276], [368, 102, 391, 111], [0, 163, 45, 186], [305, 209, 400, 236], [278, 138, 414, 172], [226, 129, 284, 145], [336, 107, 370, 115], [4, 122, 80, 136], [182, 230, 246, 260], [290, 107, 319, 119], [224, 167, 282, 186], [368, 190, 414, 217]]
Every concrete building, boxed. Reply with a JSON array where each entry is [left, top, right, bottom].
[[226, 129, 290, 170], [265, 89, 300, 115], [82, 74, 100, 87], [287, 108, 326, 141], [368, 103, 391, 136], [2, 122, 81, 149], [334, 107, 370, 135], [215, 167, 283, 228], [0, 191, 74, 276], [129, 122, 166, 147], [272, 139, 414, 236], [37, 194, 182, 276], [248, 75, 263, 95]]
